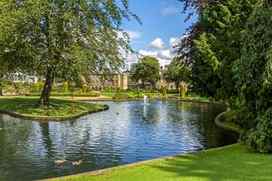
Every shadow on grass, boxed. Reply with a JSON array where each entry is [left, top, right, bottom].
[[148, 144, 272, 181]]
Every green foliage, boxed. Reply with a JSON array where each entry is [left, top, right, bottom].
[[234, 4, 272, 152], [245, 108, 272, 153], [179, 0, 272, 152], [62, 82, 69, 93], [0, 0, 137, 104], [131, 56, 160, 88], [31, 82, 44, 93], [160, 86, 167, 97], [112, 90, 145, 100], [112, 92, 130, 100], [164, 58, 191, 88], [190, 0, 258, 99], [179, 82, 188, 98]]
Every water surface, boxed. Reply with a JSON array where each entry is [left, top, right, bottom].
[[0, 100, 236, 180]]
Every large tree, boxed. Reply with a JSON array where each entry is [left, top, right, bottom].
[[178, 0, 257, 98], [178, 0, 272, 152], [0, 0, 136, 106], [235, 2, 272, 152], [164, 58, 190, 89], [131, 56, 160, 88]]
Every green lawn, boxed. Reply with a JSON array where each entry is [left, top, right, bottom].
[[0, 97, 107, 120], [51, 144, 272, 181]]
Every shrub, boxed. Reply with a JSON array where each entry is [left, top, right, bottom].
[[167, 89, 179, 94], [160, 86, 167, 97], [113, 92, 129, 100], [31, 81, 44, 93], [62, 81, 69, 92], [179, 81, 188, 98], [244, 107, 272, 153]]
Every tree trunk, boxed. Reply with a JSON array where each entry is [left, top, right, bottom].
[[0, 74, 3, 96], [0, 84, 3, 96], [39, 68, 54, 107]]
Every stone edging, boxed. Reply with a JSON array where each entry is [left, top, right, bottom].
[[214, 109, 243, 134], [0, 105, 109, 122]]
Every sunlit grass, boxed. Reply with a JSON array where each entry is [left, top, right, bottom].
[[0, 97, 106, 118], [51, 144, 272, 181]]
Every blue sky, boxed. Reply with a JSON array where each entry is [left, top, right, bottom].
[[121, 0, 196, 66]]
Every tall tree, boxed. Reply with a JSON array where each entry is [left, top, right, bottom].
[[131, 56, 160, 88], [178, 0, 258, 99], [178, 0, 272, 152], [235, 1, 272, 152], [164, 58, 190, 89], [0, 0, 137, 106]]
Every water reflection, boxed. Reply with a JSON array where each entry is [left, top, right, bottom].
[[0, 100, 236, 181]]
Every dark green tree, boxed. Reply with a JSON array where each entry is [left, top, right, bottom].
[[235, 2, 272, 152], [131, 56, 160, 89], [164, 58, 190, 89], [178, 0, 257, 99]]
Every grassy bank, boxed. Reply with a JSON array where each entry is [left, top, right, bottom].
[[50, 144, 272, 181], [0, 97, 107, 121]]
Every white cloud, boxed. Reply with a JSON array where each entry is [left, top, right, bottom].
[[139, 50, 157, 57], [169, 37, 179, 47], [125, 37, 181, 67], [159, 50, 172, 59], [126, 52, 138, 63], [150, 38, 165, 49], [161, 6, 180, 16], [126, 30, 141, 40], [139, 48, 174, 66]]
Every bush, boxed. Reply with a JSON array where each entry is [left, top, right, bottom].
[[3, 82, 31, 95], [179, 82, 188, 98], [31, 81, 44, 93], [160, 86, 167, 97], [62, 81, 69, 92], [112, 90, 145, 100], [167, 89, 179, 94], [113, 92, 130, 100], [244, 107, 272, 153], [29, 91, 101, 97]]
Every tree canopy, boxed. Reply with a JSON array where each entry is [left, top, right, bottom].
[[164, 58, 190, 88], [178, 0, 272, 152], [131, 56, 160, 88], [0, 0, 136, 105]]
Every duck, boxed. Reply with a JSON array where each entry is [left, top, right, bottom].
[[54, 160, 67, 166], [72, 160, 83, 166]]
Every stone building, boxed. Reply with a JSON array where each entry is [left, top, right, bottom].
[[86, 65, 178, 91], [6, 72, 38, 84], [88, 73, 128, 90]]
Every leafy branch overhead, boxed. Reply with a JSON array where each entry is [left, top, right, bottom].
[[0, 0, 138, 106]]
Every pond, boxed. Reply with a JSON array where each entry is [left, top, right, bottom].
[[0, 100, 237, 181]]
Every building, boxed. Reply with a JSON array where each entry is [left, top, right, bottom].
[[6, 72, 38, 84], [88, 73, 128, 90]]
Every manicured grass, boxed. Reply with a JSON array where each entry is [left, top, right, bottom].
[[0, 97, 107, 120], [51, 144, 272, 181]]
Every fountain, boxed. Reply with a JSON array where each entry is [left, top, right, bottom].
[[144, 95, 148, 104]]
